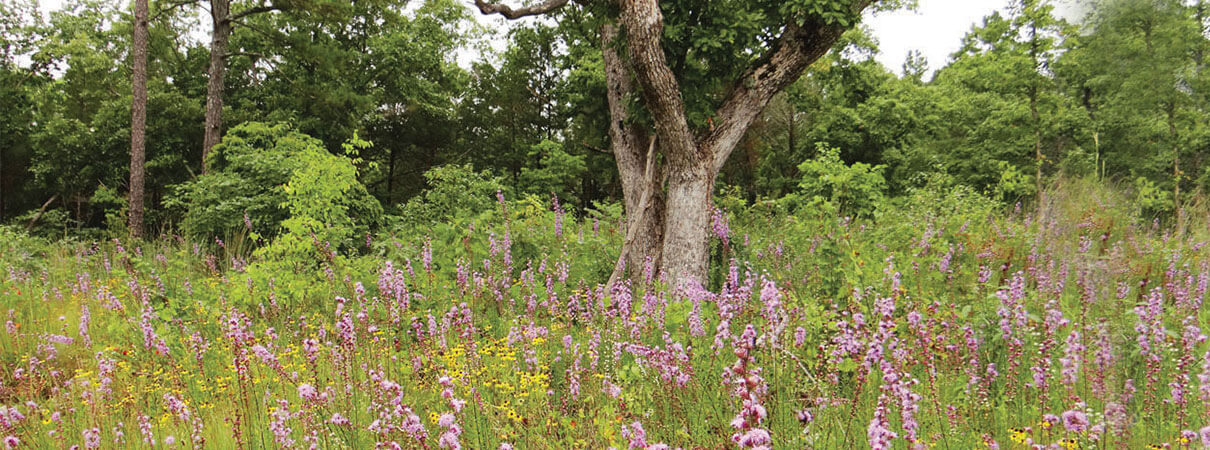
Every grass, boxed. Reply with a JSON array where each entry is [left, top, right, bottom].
[[2, 179, 1210, 449]]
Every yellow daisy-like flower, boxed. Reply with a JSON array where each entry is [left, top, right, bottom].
[[1008, 428, 1028, 444]]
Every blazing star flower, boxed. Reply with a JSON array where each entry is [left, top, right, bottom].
[[298, 383, 317, 401], [82, 428, 101, 447], [1061, 410, 1089, 433], [438, 413, 456, 428]]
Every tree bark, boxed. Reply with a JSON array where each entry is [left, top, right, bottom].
[[129, 0, 150, 238], [26, 195, 58, 232], [619, 0, 714, 287], [202, 0, 231, 174], [602, 24, 664, 283]]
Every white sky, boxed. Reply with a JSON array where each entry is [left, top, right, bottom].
[[865, 0, 1085, 77], [33, 0, 1086, 78]]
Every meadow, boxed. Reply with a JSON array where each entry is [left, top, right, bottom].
[[3, 180, 1210, 449]]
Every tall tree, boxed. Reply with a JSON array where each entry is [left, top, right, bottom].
[[1065, 0, 1206, 213], [129, 0, 149, 237], [201, 0, 283, 173], [475, 0, 896, 286], [0, 0, 44, 221]]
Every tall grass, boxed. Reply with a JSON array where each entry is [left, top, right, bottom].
[[2, 177, 1210, 448]]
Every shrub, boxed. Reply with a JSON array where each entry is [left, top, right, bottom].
[[519, 140, 587, 205], [167, 122, 382, 246], [397, 164, 504, 229], [790, 143, 887, 218]]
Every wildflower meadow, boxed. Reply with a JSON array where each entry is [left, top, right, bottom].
[[4, 181, 1210, 449]]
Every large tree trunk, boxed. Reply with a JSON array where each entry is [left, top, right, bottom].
[[661, 164, 712, 287], [619, 0, 714, 287], [616, 0, 857, 287], [129, 0, 149, 238], [602, 24, 664, 284], [202, 0, 231, 174]]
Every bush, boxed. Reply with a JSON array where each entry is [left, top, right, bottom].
[[167, 122, 382, 246], [519, 140, 587, 205], [397, 164, 504, 229], [790, 143, 887, 218]]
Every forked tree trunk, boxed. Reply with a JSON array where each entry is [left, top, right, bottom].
[[129, 0, 149, 238], [603, 25, 665, 283], [618, 0, 715, 287], [477, 0, 869, 288], [202, 0, 231, 174]]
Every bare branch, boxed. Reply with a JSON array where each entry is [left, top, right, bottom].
[[229, 4, 279, 22], [607, 135, 657, 290], [224, 51, 263, 59], [473, 0, 568, 19], [151, 0, 201, 21], [580, 141, 612, 155]]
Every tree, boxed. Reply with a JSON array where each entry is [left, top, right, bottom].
[[0, 0, 44, 221], [1063, 0, 1207, 214], [942, 1, 1074, 204], [476, 0, 896, 287], [129, 0, 149, 237], [200, 0, 286, 173]]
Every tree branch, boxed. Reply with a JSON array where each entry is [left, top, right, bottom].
[[473, 0, 568, 19], [580, 141, 612, 155], [619, 0, 701, 171], [229, 4, 279, 22], [224, 51, 264, 59], [152, 0, 201, 21], [700, 2, 875, 173], [607, 135, 657, 290]]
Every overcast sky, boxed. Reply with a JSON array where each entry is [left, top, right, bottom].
[[865, 0, 1084, 77], [34, 0, 1085, 78]]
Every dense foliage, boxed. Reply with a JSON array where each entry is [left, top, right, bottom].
[[168, 122, 382, 246], [4, 0, 1210, 235]]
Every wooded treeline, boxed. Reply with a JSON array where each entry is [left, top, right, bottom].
[[1, 0, 1208, 240]]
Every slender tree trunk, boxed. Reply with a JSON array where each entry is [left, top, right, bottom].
[[1028, 20, 1044, 207], [27, 195, 58, 232], [787, 106, 796, 158], [1, 138, 5, 220], [1169, 103, 1180, 215], [1031, 88, 1042, 206], [202, 0, 231, 174], [387, 145, 396, 204], [129, 0, 150, 238]]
